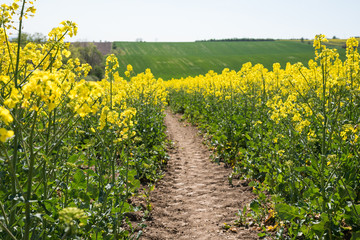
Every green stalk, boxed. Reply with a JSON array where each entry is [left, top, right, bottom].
[[44, 111, 53, 194], [9, 0, 26, 228], [117, 148, 129, 237], [320, 57, 327, 214], [2, 25, 15, 74], [0, 200, 9, 226], [9, 96, 19, 229], [0, 221, 17, 240], [320, 51, 333, 240], [44, 117, 81, 156], [47, 173, 67, 199], [64, 170, 69, 207], [24, 110, 38, 240], [0, 143, 23, 196], [14, 0, 26, 88], [111, 149, 116, 184], [42, 111, 52, 240]]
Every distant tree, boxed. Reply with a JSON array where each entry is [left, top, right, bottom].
[[29, 32, 47, 43], [92, 66, 105, 80], [69, 43, 105, 80], [332, 36, 338, 39], [12, 32, 47, 46]]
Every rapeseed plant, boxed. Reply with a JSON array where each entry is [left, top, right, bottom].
[[0, 1, 168, 239], [166, 35, 360, 239]]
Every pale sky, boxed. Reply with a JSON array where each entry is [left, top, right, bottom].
[[4, 0, 360, 42]]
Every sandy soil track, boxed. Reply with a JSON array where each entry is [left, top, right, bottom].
[[141, 111, 258, 240]]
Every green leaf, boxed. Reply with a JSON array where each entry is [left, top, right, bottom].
[[351, 231, 360, 240], [312, 213, 330, 237], [133, 179, 140, 190], [43, 214, 55, 223], [121, 202, 131, 213], [85, 169, 96, 176], [294, 166, 306, 172], [68, 154, 78, 163], [356, 204, 360, 215], [275, 203, 295, 221], [312, 220, 326, 237], [79, 191, 91, 204], [300, 224, 310, 235], [250, 200, 260, 214], [73, 169, 86, 188], [294, 165, 318, 175]]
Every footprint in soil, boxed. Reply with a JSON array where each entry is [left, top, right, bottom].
[[140, 111, 259, 240]]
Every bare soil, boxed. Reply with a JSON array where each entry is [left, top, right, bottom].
[[140, 111, 259, 240]]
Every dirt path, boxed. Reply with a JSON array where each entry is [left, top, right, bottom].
[[141, 111, 258, 240]]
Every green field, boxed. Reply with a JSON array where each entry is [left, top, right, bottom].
[[113, 40, 346, 80]]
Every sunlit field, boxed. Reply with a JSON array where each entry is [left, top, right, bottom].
[[0, 0, 359, 239], [113, 40, 346, 80], [165, 35, 360, 238]]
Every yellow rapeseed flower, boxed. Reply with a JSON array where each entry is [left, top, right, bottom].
[[0, 106, 13, 125], [0, 128, 14, 142]]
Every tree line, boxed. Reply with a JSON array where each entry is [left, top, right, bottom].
[[196, 38, 275, 42], [11, 32, 106, 81]]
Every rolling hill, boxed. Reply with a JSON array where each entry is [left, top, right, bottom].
[[112, 40, 346, 80]]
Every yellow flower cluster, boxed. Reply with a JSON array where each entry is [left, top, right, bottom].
[[1, 0, 36, 30], [48, 20, 78, 41], [128, 68, 168, 106], [105, 54, 119, 79], [340, 124, 359, 144], [0, 106, 14, 142], [68, 79, 103, 117], [0, 3, 167, 147]]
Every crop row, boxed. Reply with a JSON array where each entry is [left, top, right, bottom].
[[165, 35, 360, 239], [0, 2, 168, 239]]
